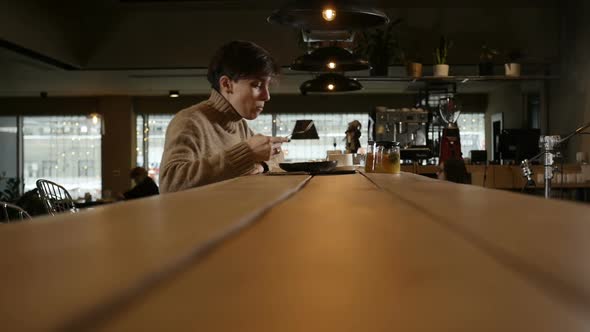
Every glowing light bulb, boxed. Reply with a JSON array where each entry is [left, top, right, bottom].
[[327, 84, 335, 91], [327, 62, 336, 69], [92, 115, 99, 125], [322, 8, 336, 21]]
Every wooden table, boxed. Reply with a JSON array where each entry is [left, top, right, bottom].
[[1, 172, 590, 331]]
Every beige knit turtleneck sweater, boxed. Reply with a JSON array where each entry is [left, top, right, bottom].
[[159, 90, 257, 193]]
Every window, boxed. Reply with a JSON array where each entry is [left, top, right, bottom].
[[136, 114, 146, 167], [136, 114, 174, 184], [22, 116, 102, 200], [457, 113, 486, 158], [246, 114, 273, 136], [273, 113, 369, 161], [146, 115, 172, 182]]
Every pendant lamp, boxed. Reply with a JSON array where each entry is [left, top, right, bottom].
[[291, 46, 370, 72], [300, 73, 362, 95], [268, 0, 389, 31]]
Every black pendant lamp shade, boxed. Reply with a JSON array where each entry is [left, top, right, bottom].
[[290, 120, 320, 139], [300, 73, 362, 94], [291, 46, 370, 72], [268, 1, 389, 31]]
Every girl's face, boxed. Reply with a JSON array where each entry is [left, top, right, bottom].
[[222, 76, 271, 120]]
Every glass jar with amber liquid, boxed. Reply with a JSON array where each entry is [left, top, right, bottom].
[[364, 141, 376, 173], [366, 141, 400, 174]]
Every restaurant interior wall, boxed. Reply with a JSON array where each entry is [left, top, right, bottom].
[[133, 94, 487, 115], [1, 3, 560, 71], [549, 0, 590, 163], [0, 1, 81, 67], [68, 7, 564, 70], [0, 117, 18, 195], [485, 83, 542, 161], [98, 97, 135, 198]]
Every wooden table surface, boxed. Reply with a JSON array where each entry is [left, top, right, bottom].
[[1, 172, 589, 331]]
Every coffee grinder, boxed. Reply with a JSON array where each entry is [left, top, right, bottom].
[[438, 96, 463, 163]]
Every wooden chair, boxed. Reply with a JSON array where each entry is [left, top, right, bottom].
[[0, 201, 32, 223], [36, 179, 78, 216]]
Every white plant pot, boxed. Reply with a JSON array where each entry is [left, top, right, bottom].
[[433, 64, 449, 77], [504, 63, 521, 77]]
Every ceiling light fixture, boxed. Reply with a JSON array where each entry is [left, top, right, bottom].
[[87, 113, 105, 135], [268, 1, 389, 31], [300, 73, 362, 95], [169, 90, 180, 98], [290, 46, 370, 72], [90, 113, 100, 125], [322, 8, 336, 21]]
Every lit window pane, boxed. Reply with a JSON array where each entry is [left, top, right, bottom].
[[23, 116, 102, 199], [135, 114, 174, 184], [458, 113, 486, 158], [246, 114, 273, 136], [136, 115, 145, 167]]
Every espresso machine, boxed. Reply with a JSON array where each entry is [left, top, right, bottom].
[[372, 107, 428, 145], [370, 107, 433, 161]]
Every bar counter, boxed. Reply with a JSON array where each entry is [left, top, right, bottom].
[[1, 172, 590, 331]]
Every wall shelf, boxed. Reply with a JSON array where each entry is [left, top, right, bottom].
[[343, 75, 559, 94], [354, 75, 559, 82]]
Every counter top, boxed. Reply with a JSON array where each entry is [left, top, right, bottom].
[[1, 172, 589, 331]]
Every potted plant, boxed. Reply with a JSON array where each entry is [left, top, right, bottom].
[[354, 20, 402, 76], [433, 36, 453, 77], [479, 44, 498, 76], [405, 56, 423, 78], [399, 41, 424, 78], [504, 49, 523, 77]]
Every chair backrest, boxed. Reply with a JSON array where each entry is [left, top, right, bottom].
[[36, 179, 78, 216], [0, 201, 32, 223]]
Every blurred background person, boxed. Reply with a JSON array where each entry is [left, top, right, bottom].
[[122, 167, 159, 200]]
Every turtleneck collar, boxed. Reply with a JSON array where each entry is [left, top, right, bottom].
[[206, 89, 243, 123]]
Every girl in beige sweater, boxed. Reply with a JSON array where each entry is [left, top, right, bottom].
[[159, 41, 288, 193]]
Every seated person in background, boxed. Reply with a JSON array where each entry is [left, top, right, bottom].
[[123, 167, 159, 200], [437, 158, 470, 184], [159, 40, 288, 193]]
